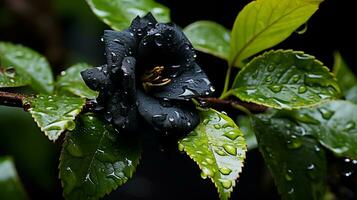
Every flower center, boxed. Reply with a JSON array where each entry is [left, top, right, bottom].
[[141, 66, 172, 92]]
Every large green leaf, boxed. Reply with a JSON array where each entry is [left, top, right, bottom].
[[237, 116, 257, 150], [59, 113, 141, 200], [252, 115, 327, 200], [0, 42, 54, 94], [0, 157, 28, 200], [0, 66, 31, 88], [23, 94, 86, 141], [229, 50, 340, 109], [86, 0, 170, 31], [333, 52, 357, 103], [184, 21, 230, 60], [56, 63, 98, 99], [179, 109, 247, 200], [229, 0, 322, 67], [279, 100, 357, 159]]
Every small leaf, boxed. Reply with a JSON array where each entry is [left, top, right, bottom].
[[0, 156, 28, 200], [252, 115, 327, 200], [229, 0, 323, 67], [56, 63, 98, 99], [0, 66, 31, 88], [280, 100, 357, 159], [59, 113, 141, 200], [86, 0, 170, 31], [179, 109, 247, 200], [229, 50, 340, 109], [184, 21, 230, 60], [23, 94, 86, 141], [237, 116, 257, 150], [0, 42, 54, 94]]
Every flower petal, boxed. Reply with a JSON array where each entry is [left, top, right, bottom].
[[136, 23, 196, 72], [137, 90, 200, 135], [80, 65, 111, 91], [105, 57, 139, 131], [150, 63, 215, 100], [103, 29, 137, 68], [130, 12, 158, 38]]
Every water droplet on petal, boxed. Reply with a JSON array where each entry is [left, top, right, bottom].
[[318, 107, 334, 120], [220, 179, 232, 189], [214, 124, 221, 129], [268, 85, 283, 93], [224, 131, 239, 140], [215, 149, 227, 156]]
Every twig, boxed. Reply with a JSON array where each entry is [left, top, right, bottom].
[[0, 91, 267, 113]]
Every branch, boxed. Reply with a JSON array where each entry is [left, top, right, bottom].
[[0, 91, 267, 113]]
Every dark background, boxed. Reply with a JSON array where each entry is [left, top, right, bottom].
[[0, 0, 356, 199]]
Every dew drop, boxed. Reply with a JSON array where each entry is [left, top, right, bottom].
[[343, 171, 353, 177], [268, 85, 283, 93], [286, 135, 302, 149], [214, 124, 221, 129], [285, 169, 293, 181], [219, 167, 232, 175], [344, 121, 355, 131], [215, 149, 227, 156], [291, 75, 300, 83], [4, 67, 16, 78], [168, 117, 174, 122], [201, 167, 214, 179], [223, 144, 237, 156], [288, 188, 295, 194], [224, 131, 239, 140], [152, 114, 167, 123], [266, 76, 272, 82], [307, 163, 315, 170], [203, 119, 210, 125], [221, 179, 232, 189], [298, 86, 307, 93], [267, 65, 275, 72], [318, 107, 334, 120]]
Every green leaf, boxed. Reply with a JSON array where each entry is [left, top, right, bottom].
[[229, 0, 322, 67], [279, 100, 357, 159], [333, 52, 357, 103], [0, 66, 31, 88], [252, 115, 327, 200], [229, 50, 340, 109], [179, 109, 247, 200], [56, 63, 98, 99], [86, 0, 170, 31], [23, 94, 86, 141], [59, 113, 141, 200], [237, 116, 257, 150], [184, 21, 230, 60], [0, 156, 28, 200], [0, 42, 54, 94]]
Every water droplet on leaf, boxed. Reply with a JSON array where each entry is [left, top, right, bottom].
[[223, 144, 237, 156], [219, 167, 232, 175]]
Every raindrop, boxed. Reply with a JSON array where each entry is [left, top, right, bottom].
[[285, 169, 293, 181], [219, 167, 232, 175], [168, 117, 174, 122], [179, 87, 196, 97], [66, 139, 83, 157], [344, 121, 355, 131], [267, 65, 275, 72], [343, 171, 353, 177], [152, 114, 167, 122], [221, 180, 232, 189], [100, 37, 104, 42], [345, 158, 351, 163], [203, 119, 210, 125], [298, 86, 307, 93], [307, 163, 315, 170], [214, 124, 221, 129], [4, 67, 16, 78], [209, 86, 215, 92], [295, 113, 320, 124], [286, 135, 302, 149], [288, 188, 295, 194], [224, 131, 239, 140], [223, 144, 237, 156], [266, 76, 272, 82], [215, 149, 227, 156], [268, 85, 283, 93], [291, 75, 300, 83], [318, 107, 334, 120], [187, 122, 191, 127], [314, 145, 321, 152]]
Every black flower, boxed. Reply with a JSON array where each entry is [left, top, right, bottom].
[[81, 13, 214, 135]]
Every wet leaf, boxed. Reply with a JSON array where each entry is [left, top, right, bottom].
[[0, 42, 54, 94], [179, 109, 247, 200], [237, 116, 257, 150], [0, 66, 30, 88], [56, 63, 98, 99], [59, 114, 141, 200], [184, 21, 230, 60], [229, 0, 322, 67], [23, 95, 86, 141], [333, 52, 357, 103], [252, 115, 327, 200], [229, 50, 340, 109], [280, 100, 357, 159], [0, 156, 28, 200], [86, 0, 170, 31]]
